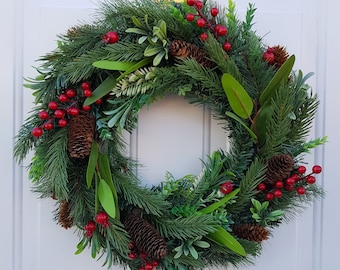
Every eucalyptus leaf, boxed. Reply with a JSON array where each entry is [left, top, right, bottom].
[[98, 178, 116, 219]]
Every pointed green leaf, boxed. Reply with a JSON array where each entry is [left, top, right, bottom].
[[131, 16, 144, 28], [144, 46, 162, 57], [207, 225, 246, 256], [226, 111, 257, 140], [138, 36, 148, 44], [84, 76, 117, 106], [222, 73, 253, 119], [153, 51, 165, 66], [116, 58, 152, 81], [93, 60, 137, 71], [86, 142, 99, 188], [188, 246, 198, 259], [199, 188, 240, 214], [194, 240, 210, 248], [98, 179, 116, 219], [259, 55, 295, 105], [125, 27, 148, 35]]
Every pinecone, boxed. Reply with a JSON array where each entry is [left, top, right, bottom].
[[265, 154, 294, 185], [58, 200, 73, 229], [272, 45, 289, 68], [67, 111, 95, 159], [232, 224, 269, 243], [169, 40, 213, 67], [123, 214, 168, 259]]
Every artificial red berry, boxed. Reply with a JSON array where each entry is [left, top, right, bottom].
[[82, 105, 91, 111], [312, 165, 322, 174], [296, 186, 306, 195], [43, 122, 54, 131], [262, 49, 275, 63], [152, 260, 159, 267], [32, 127, 43, 137], [223, 42, 232, 51], [103, 31, 119, 44], [58, 94, 68, 103], [220, 181, 233, 194], [96, 211, 109, 224], [194, 0, 203, 9], [95, 98, 103, 105], [257, 183, 267, 191], [275, 181, 284, 189], [210, 7, 219, 17], [199, 32, 209, 42], [214, 24, 228, 36], [297, 166, 306, 174], [38, 110, 49, 120], [306, 175, 316, 184], [58, 119, 67, 127], [145, 262, 153, 270], [286, 176, 296, 186], [81, 81, 91, 91], [186, 0, 196, 6], [196, 18, 206, 28], [84, 221, 96, 232], [83, 89, 93, 97], [67, 107, 79, 116], [65, 89, 77, 98], [128, 252, 136, 260], [186, 13, 195, 22], [48, 101, 58, 110], [54, 109, 64, 118], [265, 192, 274, 201], [273, 189, 283, 198], [285, 184, 295, 191]]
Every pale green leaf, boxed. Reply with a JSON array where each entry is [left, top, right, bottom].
[[98, 179, 116, 219]]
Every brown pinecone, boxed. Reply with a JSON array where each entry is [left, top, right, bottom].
[[232, 224, 269, 243], [169, 40, 213, 67], [58, 200, 73, 229], [67, 111, 95, 159], [272, 45, 289, 68], [265, 154, 294, 185], [123, 214, 168, 259]]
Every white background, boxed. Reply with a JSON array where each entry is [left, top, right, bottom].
[[2, 0, 339, 269]]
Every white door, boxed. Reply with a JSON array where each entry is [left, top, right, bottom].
[[3, 0, 340, 269]]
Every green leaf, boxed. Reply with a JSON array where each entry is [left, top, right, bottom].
[[93, 60, 137, 71], [153, 51, 166, 66], [116, 58, 152, 81], [138, 36, 148, 44], [199, 188, 240, 214], [86, 142, 99, 188], [188, 245, 198, 259], [125, 27, 148, 35], [84, 76, 117, 106], [206, 225, 246, 256], [194, 240, 210, 248], [252, 103, 272, 146], [222, 73, 253, 119], [226, 111, 257, 140], [131, 16, 144, 28], [259, 55, 295, 105], [98, 178, 116, 219], [144, 45, 162, 57]]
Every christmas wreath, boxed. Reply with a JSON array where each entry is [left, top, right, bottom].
[[14, 0, 327, 269]]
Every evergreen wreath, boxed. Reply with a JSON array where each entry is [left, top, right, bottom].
[[14, 0, 327, 269]]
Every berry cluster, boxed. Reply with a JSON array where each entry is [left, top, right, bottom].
[[185, 0, 232, 51], [84, 211, 110, 237], [31, 81, 101, 138], [258, 165, 322, 201], [220, 181, 234, 195], [127, 242, 159, 270]]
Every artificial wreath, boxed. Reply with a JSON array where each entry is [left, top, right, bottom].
[[14, 0, 327, 269]]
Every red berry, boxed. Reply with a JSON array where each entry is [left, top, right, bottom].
[[199, 32, 209, 42], [285, 184, 295, 191], [297, 166, 306, 174], [196, 18, 206, 28], [223, 41, 232, 51], [296, 186, 306, 195], [286, 177, 296, 186], [38, 110, 49, 120], [220, 181, 233, 194], [81, 81, 91, 91], [145, 262, 153, 270], [273, 189, 282, 198], [103, 31, 119, 44], [262, 51, 275, 63], [65, 89, 77, 98], [186, 0, 196, 6], [186, 13, 195, 22], [215, 25, 228, 36], [128, 252, 136, 260], [95, 98, 103, 105], [32, 127, 43, 137], [265, 192, 274, 201], [312, 165, 322, 174], [58, 94, 68, 103], [54, 109, 64, 118], [194, 0, 203, 9], [84, 221, 96, 232], [58, 119, 67, 127], [48, 101, 58, 110], [152, 260, 159, 267], [306, 175, 316, 184], [43, 122, 54, 131], [257, 183, 267, 191], [83, 89, 93, 97], [82, 105, 91, 111], [275, 181, 284, 189], [95, 211, 109, 224], [210, 7, 219, 17], [67, 107, 79, 116]]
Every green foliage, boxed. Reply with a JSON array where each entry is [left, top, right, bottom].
[[250, 199, 283, 226]]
